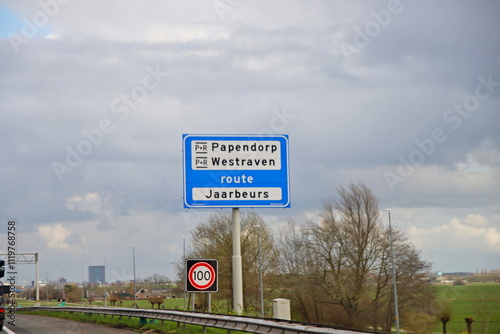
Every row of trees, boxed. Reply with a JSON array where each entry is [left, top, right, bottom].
[[20, 283, 81, 302], [177, 183, 436, 332], [21, 272, 174, 304], [466, 270, 500, 283], [135, 273, 171, 289]]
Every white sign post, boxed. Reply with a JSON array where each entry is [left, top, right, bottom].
[[232, 208, 243, 314]]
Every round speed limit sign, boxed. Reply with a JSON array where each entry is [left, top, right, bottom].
[[186, 259, 218, 292]]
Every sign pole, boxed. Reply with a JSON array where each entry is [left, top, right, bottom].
[[35, 252, 40, 307], [208, 293, 212, 313], [232, 208, 244, 314]]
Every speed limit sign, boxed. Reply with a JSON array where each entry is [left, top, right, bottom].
[[185, 259, 218, 292]]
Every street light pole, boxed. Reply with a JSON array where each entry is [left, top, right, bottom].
[[132, 245, 137, 302], [385, 209, 400, 334], [183, 236, 186, 310], [45, 269, 49, 302], [81, 259, 84, 305], [61, 265, 65, 301], [102, 255, 107, 307], [28, 273, 31, 301], [256, 225, 264, 317], [35, 253, 40, 307]]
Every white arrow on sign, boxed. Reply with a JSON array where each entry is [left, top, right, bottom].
[[188, 261, 216, 290]]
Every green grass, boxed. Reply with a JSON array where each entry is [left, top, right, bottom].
[[433, 283, 500, 334], [18, 298, 186, 310], [17, 297, 244, 333], [110, 298, 186, 310], [22, 310, 241, 334]]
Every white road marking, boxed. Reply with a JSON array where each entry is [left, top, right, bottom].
[[3, 325, 16, 333]]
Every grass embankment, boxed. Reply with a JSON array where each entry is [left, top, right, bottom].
[[433, 283, 500, 334], [19, 298, 242, 333], [24, 309, 233, 334], [19, 298, 185, 309]]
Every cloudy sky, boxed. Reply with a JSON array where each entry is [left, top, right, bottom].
[[1, 0, 499, 285]]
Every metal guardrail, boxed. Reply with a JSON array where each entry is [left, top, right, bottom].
[[18, 306, 379, 334]]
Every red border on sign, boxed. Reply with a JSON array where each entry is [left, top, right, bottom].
[[188, 262, 216, 290]]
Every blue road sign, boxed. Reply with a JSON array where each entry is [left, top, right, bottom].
[[183, 134, 290, 208]]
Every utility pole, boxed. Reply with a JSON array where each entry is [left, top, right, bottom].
[[45, 269, 49, 302], [61, 265, 65, 301], [81, 260, 84, 305], [102, 255, 107, 307], [132, 245, 137, 303], [385, 209, 400, 334], [182, 236, 186, 310]]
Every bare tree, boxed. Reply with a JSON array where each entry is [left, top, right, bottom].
[[441, 315, 451, 334], [148, 295, 164, 309], [276, 219, 328, 323], [175, 211, 277, 312], [472, 289, 500, 334], [144, 273, 170, 289], [276, 182, 435, 331]]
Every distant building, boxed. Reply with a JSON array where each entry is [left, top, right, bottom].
[[442, 272, 473, 277], [136, 288, 150, 299], [89, 265, 105, 284]]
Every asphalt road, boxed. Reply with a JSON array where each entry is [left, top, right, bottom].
[[3, 314, 139, 334]]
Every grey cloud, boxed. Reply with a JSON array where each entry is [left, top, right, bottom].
[[1, 1, 499, 281]]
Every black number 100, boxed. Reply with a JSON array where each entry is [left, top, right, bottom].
[[193, 270, 210, 281]]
